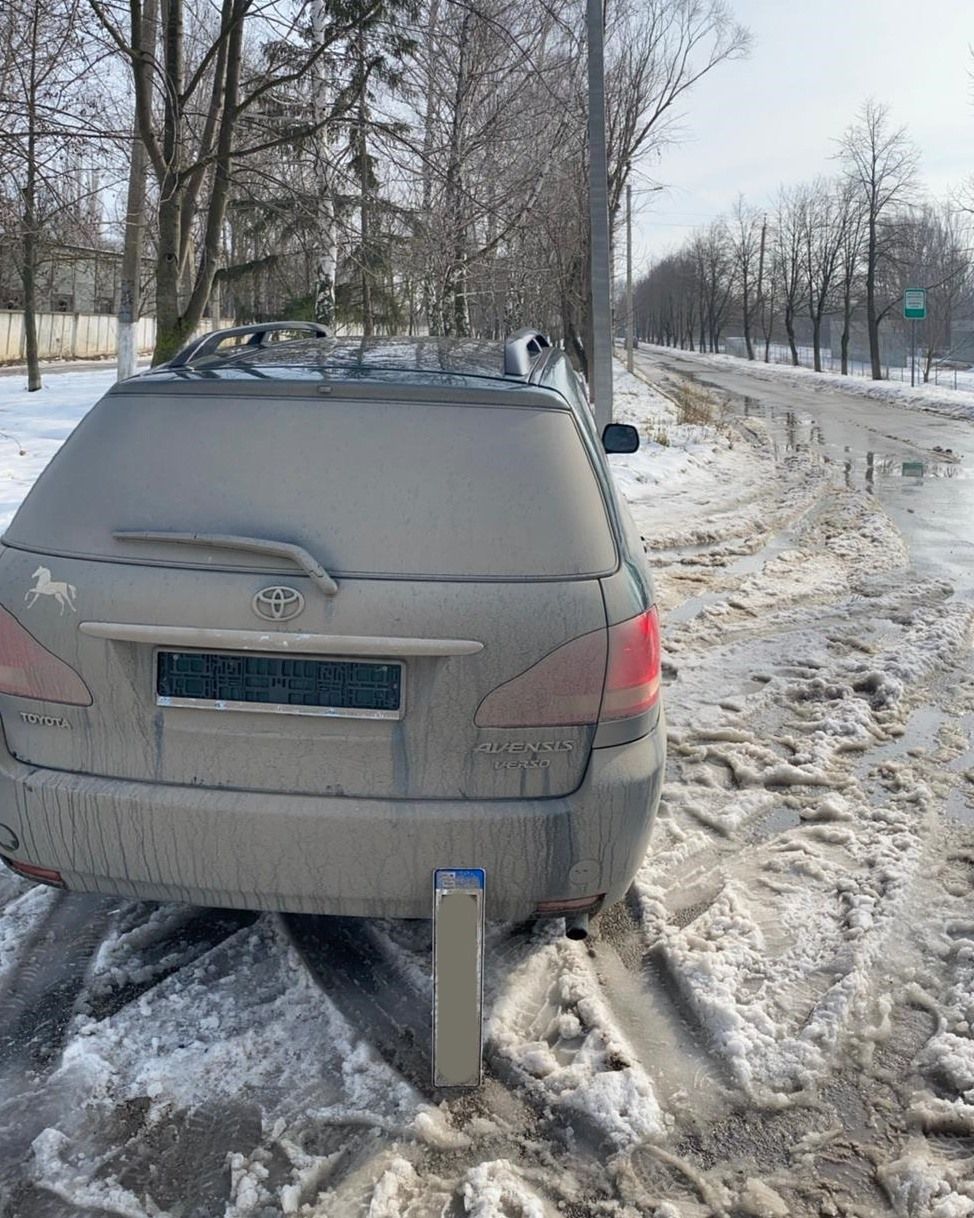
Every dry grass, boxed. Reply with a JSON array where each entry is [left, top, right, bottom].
[[668, 380, 726, 427]]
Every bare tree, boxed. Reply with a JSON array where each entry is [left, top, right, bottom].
[[835, 180, 865, 374], [773, 186, 807, 366], [757, 230, 778, 362], [309, 0, 340, 328], [803, 178, 847, 371], [729, 195, 760, 359], [90, 0, 380, 361], [696, 220, 733, 351], [839, 100, 919, 379], [604, 0, 750, 223], [116, 0, 157, 380], [899, 203, 973, 380], [0, 0, 115, 389]]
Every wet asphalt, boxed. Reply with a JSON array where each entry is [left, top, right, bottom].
[[638, 349, 974, 599]]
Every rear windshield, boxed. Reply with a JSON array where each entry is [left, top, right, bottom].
[[5, 391, 617, 580]]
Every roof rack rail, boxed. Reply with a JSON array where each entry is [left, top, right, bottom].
[[503, 328, 550, 377], [166, 321, 331, 369]]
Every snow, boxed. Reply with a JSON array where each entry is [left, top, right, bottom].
[[460, 1160, 549, 1218], [488, 933, 666, 1147], [0, 367, 117, 530], [0, 359, 972, 1214]]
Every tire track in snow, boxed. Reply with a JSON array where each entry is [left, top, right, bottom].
[[281, 913, 671, 1211], [0, 892, 113, 1074]]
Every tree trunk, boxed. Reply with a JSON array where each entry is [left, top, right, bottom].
[[118, 0, 157, 377], [419, 0, 440, 334], [812, 314, 822, 371], [742, 286, 754, 360], [784, 304, 798, 365], [443, 19, 468, 337], [311, 0, 337, 330], [357, 27, 373, 336], [567, 319, 586, 378], [22, 211, 40, 391], [754, 215, 766, 362], [153, 189, 186, 363], [22, 15, 41, 391], [865, 218, 882, 379], [452, 258, 470, 337]]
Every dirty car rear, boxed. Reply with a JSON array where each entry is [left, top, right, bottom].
[[0, 332, 664, 920]]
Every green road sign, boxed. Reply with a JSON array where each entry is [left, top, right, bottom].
[[902, 461, 924, 477], [904, 288, 926, 320]]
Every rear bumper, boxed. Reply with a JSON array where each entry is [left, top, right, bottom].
[[0, 721, 665, 920]]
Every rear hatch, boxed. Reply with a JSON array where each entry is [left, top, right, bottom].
[[0, 380, 617, 800]]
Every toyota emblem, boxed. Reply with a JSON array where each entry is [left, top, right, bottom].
[[253, 586, 305, 622]]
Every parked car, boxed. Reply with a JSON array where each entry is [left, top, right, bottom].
[[0, 323, 664, 931]]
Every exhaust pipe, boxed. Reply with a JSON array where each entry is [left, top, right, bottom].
[[564, 912, 590, 941]]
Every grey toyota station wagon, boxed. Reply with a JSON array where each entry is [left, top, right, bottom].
[[0, 323, 665, 926]]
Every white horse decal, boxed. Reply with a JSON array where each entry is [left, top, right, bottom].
[[25, 567, 77, 615]]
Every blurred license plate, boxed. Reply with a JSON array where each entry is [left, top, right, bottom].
[[156, 651, 403, 719], [433, 868, 485, 1087]]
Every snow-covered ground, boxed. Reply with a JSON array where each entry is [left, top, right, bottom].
[[726, 341, 974, 395], [641, 342, 974, 424], [0, 363, 972, 1216]]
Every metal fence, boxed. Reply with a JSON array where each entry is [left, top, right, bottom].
[[723, 339, 966, 390]]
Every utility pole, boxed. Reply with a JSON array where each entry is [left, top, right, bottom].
[[117, 0, 158, 380], [626, 183, 634, 374], [754, 212, 767, 362], [586, 0, 613, 430]]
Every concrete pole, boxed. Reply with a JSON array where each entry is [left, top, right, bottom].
[[586, 0, 613, 430], [626, 183, 633, 374], [117, 0, 157, 380]]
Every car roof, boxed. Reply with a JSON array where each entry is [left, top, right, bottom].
[[133, 335, 564, 393], [240, 336, 512, 377]]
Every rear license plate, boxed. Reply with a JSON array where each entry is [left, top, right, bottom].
[[433, 868, 485, 1087], [156, 650, 404, 719]]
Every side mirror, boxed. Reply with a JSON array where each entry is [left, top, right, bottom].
[[602, 423, 639, 454]]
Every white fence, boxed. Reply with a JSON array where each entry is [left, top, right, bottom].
[[0, 311, 232, 364]]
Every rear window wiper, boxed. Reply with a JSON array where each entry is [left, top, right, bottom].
[[113, 531, 339, 596]]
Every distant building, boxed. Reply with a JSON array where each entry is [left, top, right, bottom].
[[0, 242, 154, 316]]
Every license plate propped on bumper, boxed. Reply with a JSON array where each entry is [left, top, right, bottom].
[[156, 650, 404, 719]]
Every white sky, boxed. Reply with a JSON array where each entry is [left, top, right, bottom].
[[628, 0, 972, 276]]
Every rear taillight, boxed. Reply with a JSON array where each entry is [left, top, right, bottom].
[[0, 605, 92, 705], [474, 628, 607, 727], [600, 607, 661, 721], [474, 607, 661, 728]]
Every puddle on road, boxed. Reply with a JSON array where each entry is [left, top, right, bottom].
[[674, 369, 968, 486], [738, 397, 967, 489], [865, 706, 947, 764], [664, 521, 806, 626], [750, 804, 802, 841], [665, 588, 731, 625], [945, 787, 974, 826], [854, 703, 974, 826], [667, 367, 974, 600]]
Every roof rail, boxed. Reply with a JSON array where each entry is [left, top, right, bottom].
[[166, 321, 331, 369], [503, 328, 551, 377]]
